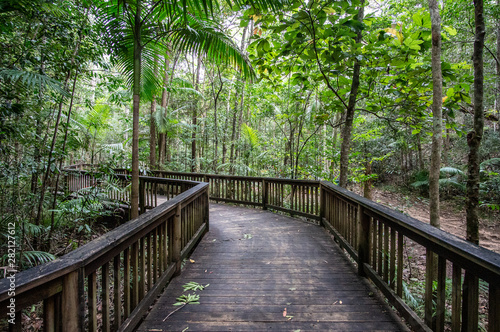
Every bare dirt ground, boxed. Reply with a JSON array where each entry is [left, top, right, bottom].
[[371, 187, 500, 254]]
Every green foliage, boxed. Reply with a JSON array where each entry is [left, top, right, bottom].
[[182, 281, 209, 292], [411, 167, 466, 192], [174, 293, 200, 306]]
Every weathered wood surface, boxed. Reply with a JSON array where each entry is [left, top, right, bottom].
[[137, 204, 407, 331]]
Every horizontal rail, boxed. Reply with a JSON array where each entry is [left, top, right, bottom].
[[152, 171, 321, 220], [0, 174, 209, 332]]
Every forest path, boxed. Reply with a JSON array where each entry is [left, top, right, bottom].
[[137, 204, 407, 332]]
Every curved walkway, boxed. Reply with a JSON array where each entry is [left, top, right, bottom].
[[137, 204, 407, 331]]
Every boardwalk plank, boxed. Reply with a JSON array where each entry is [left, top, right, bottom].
[[137, 204, 407, 332]]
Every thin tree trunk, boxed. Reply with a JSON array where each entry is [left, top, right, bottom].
[[211, 67, 223, 172], [462, 2, 485, 322], [496, 0, 500, 131], [149, 58, 158, 168], [465, 0, 485, 245], [229, 91, 239, 175], [131, 2, 142, 219], [364, 161, 372, 200], [338, 0, 364, 188], [48, 72, 79, 246], [428, 0, 443, 229], [331, 113, 340, 180], [222, 92, 231, 166], [158, 53, 171, 166], [191, 54, 202, 172], [417, 133, 424, 170], [35, 18, 85, 228]]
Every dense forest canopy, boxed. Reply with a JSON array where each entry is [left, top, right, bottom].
[[0, 0, 499, 268]]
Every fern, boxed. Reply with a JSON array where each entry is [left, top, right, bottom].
[[0, 69, 69, 97], [241, 123, 259, 149], [440, 167, 464, 176], [480, 158, 500, 170]]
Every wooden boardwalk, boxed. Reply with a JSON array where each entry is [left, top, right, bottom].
[[137, 204, 407, 332]]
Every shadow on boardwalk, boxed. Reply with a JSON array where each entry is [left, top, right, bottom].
[[137, 204, 408, 332]]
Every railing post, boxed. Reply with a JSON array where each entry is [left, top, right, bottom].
[[489, 284, 500, 332], [173, 203, 182, 276], [462, 271, 479, 331], [319, 183, 325, 226], [262, 179, 268, 210], [205, 186, 210, 232], [357, 204, 370, 277], [62, 269, 84, 332], [139, 179, 145, 215]]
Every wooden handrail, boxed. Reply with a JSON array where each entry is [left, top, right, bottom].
[[3, 169, 500, 332], [0, 174, 209, 332]]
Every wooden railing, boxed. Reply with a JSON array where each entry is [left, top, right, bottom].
[[0, 174, 209, 332], [150, 171, 500, 332], [149, 171, 321, 221], [65, 170, 199, 214], [4, 167, 500, 332], [320, 181, 500, 332]]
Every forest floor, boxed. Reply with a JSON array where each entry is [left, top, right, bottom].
[[370, 186, 500, 253]]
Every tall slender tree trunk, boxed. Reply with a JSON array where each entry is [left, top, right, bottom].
[[222, 93, 230, 166], [211, 67, 223, 172], [331, 113, 340, 180], [462, 4, 485, 328], [149, 58, 158, 168], [131, 2, 142, 219], [35, 20, 85, 228], [466, 0, 485, 245], [417, 133, 425, 170], [191, 55, 202, 172], [496, 0, 500, 131], [338, 0, 364, 188], [48, 72, 79, 246], [428, 0, 443, 230], [229, 91, 239, 175]]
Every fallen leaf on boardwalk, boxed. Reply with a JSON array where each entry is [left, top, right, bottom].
[[189, 259, 195, 263], [293, 330, 302, 332], [286, 315, 294, 321], [283, 308, 287, 317], [289, 287, 296, 291]]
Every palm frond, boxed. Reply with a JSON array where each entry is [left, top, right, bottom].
[[438, 178, 466, 191], [440, 167, 464, 177], [101, 143, 124, 152], [21, 251, 56, 267], [480, 158, 500, 170], [167, 14, 256, 81], [0, 69, 69, 97], [241, 123, 259, 148], [167, 87, 205, 98]]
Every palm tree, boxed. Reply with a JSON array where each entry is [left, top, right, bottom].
[[99, 0, 282, 218]]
